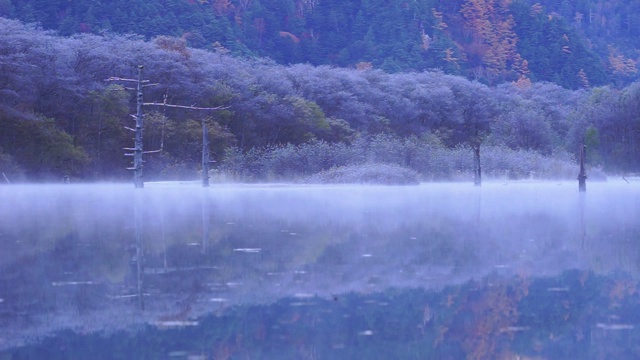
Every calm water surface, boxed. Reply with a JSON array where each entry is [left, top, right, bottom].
[[0, 181, 639, 359]]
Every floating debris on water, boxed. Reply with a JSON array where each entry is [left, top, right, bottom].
[[187, 242, 200, 246], [153, 320, 199, 328], [209, 298, 228, 303], [233, 248, 261, 253], [361, 254, 373, 258], [358, 330, 374, 336], [145, 266, 218, 274], [596, 323, 635, 330], [290, 302, 315, 307], [169, 351, 206, 359], [51, 281, 97, 286], [108, 294, 140, 299], [547, 287, 570, 292]]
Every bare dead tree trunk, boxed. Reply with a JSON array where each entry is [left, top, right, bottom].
[[473, 145, 481, 187], [144, 103, 227, 188], [133, 65, 144, 189], [117, 65, 148, 189], [202, 120, 210, 187], [578, 144, 587, 192], [111, 65, 228, 187]]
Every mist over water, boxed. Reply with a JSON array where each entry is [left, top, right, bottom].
[[1, 181, 639, 356]]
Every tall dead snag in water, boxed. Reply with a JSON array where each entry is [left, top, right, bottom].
[[473, 145, 481, 187], [108, 65, 228, 187], [202, 120, 212, 187], [578, 144, 587, 192], [579, 190, 586, 249], [106, 65, 161, 188], [143, 101, 228, 188], [132, 66, 145, 188]]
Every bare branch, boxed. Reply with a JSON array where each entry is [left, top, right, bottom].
[[105, 77, 151, 83], [143, 149, 162, 154], [105, 77, 135, 82], [143, 102, 230, 111], [124, 126, 136, 132]]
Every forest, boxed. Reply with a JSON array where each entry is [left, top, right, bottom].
[[0, 12, 639, 183], [2, 0, 640, 88]]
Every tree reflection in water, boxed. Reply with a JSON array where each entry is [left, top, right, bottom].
[[0, 182, 639, 359]]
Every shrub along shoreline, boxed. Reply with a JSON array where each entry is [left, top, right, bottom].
[[214, 134, 603, 184]]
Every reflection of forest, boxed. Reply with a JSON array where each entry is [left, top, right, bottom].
[[0, 183, 639, 355], [6, 271, 640, 359]]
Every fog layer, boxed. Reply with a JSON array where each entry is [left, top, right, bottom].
[[0, 182, 638, 348]]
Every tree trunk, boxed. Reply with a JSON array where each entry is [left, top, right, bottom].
[[473, 145, 481, 187], [133, 65, 144, 189], [578, 144, 587, 192], [202, 120, 210, 187]]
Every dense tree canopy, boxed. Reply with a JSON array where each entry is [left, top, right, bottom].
[[0, 18, 638, 182], [1, 0, 638, 88]]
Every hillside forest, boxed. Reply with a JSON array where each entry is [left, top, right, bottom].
[[0, 10, 639, 182], [2, 0, 640, 89]]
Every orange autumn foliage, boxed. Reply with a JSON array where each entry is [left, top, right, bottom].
[[608, 45, 638, 76], [460, 0, 521, 75]]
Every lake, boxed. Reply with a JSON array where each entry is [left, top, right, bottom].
[[0, 181, 639, 359]]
